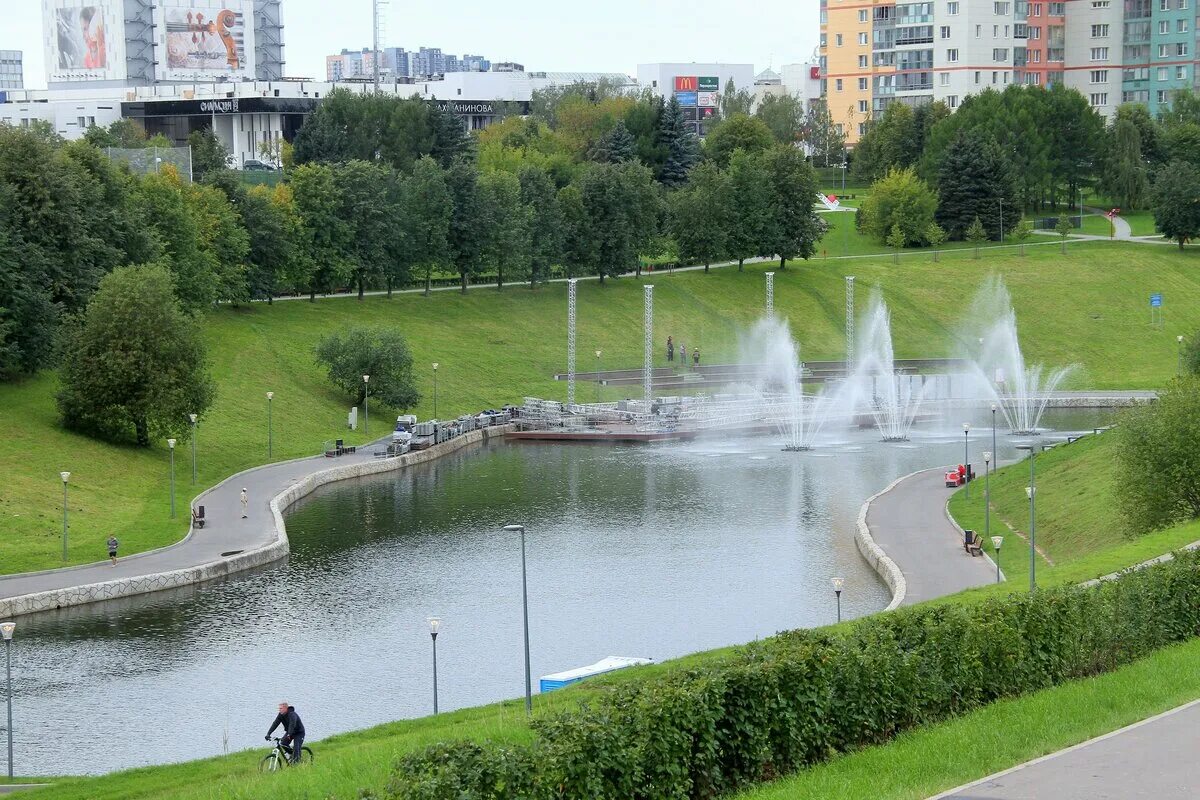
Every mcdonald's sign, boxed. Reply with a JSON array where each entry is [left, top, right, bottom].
[[674, 75, 698, 92]]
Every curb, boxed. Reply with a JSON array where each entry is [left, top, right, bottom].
[[853, 470, 916, 611]]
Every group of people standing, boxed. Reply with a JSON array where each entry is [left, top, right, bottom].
[[665, 336, 701, 369]]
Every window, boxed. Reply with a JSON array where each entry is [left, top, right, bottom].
[[835, 123, 844, 135], [1160, 0, 1170, 8], [1179, 19, 1189, 32], [1159, 43, 1171, 57], [1180, 43, 1190, 56], [1090, 69, 1108, 82], [1033, 2, 1042, 13], [992, 70, 999, 82], [1181, 0, 1189, 9], [87, 116, 95, 127], [1090, 0, 1109, 6], [836, 33, 843, 46], [1090, 47, 1109, 60], [994, 1, 1010, 12], [1029, 25, 1041, 38], [948, 0, 960, 12], [76, 116, 85, 128], [1004, 25, 1010, 37], [976, 24, 982, 36], [1033, 49, 1041, 62], [947, 94, 959, 107], [858, 100, 869, 112], [974, 70, 982, 83], [859, 9, 869, 21], [993, 24, 1000, 36], [1003, 71, 1010, 83], [947, 47, 960, 61], [1089, 92, 1108, 106], [940, 71, 951, 84], [1178, 65, 1189, 80], [859, 55, 869, 67], [993, 48, 1010, 60], [859, 77, 869, 89], [1158, 20, 1169, 34], [859, 32, 869, 44], [1090, 24, 1109, 37], [836, 78, 843, 90], [941, 25, 951, 37], [1157, 89, 1170, 103], [858, 122, 868, 136], [1157, 66, 1169, 80], [1048, 1, 1064, 12], [820, 33, 828, 47]]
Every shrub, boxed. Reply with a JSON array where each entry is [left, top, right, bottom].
[[1114, 377, 1200, 531], [314, 327, 420, 410], [384, 550, 1200, 800], [858, 168, 938, 247]]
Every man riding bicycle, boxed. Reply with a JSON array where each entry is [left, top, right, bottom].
[[265, 701, 305, 763]]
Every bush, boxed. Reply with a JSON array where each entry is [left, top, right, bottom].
[[858, 168, 938, 247], [314, 327, 420, 410], [384, 551, 1200, 800], [1114, 377, 1200, 531]]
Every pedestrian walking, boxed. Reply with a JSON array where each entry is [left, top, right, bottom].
[[693, 348, 701, 369], [107, 535, 119, 566], [679, 343, 687, 367], [240, 487, 249, 518], [666, 335, 674, 362]]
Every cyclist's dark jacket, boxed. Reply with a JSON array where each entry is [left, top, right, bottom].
[[267, 706, 305, 739]]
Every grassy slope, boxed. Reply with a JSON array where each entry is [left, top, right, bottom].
[[1, 241, 1197, 574]]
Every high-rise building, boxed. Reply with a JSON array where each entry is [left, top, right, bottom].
[[820, 0, 1199, 145], [0, 50, 22, 90], [325, 45, 490, 81]]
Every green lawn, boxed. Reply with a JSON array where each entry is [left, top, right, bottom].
[[2, 241, 1198, 575]]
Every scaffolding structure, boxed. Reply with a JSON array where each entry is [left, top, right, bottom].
[[765, 272, 775, 315], [567, 279, 577, 407], [845, 276, 856, 373], [643, 286, 654, 411]]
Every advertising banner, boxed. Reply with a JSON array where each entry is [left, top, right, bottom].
[[698, 106, 717, 120], [681, 106, 698, 121], [697, 91, 718, 107], [674, 75, 698, 92], [698, 76, 719, 91], [675, 91, 698, 107], [45, 1, 125, 82], [156, 0, 256, 81]]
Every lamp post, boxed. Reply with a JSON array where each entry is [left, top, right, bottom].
[[990, 403, 997, 459], [60, 471, 70, 562], [266, 392, 274, 459], [428, 617, 441, 715], [998, 197, 1004, 243], [362, 374, 370, 437], [167, 438, 177, 519], [962, 423, 971, 499], [991, 536, 1003, 583], [595, 350, 602, 404], [1, 621, 13, 779], [831, 576, 844, 623], [502, 524, 532, 714], [432, 363, 439, 420], [188, 413, 198, 485], [983, 450, 992, 547], [1016, 444, 1037, 591], [1178, 335, 1185, 375]]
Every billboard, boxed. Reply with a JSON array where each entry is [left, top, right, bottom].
[[697, 91, 718, 108], [698, 106, 717, 120], [674, 75, 698, 92], [675, 91, 698, 107], [156, 1, 256, 81], [681, 106, 698, 121], [698, 76, 719, 91], [45, 1, 125, 82]]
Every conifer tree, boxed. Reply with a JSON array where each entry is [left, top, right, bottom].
[[935, 129, 1020, 240], [657, 96, 700, 187]]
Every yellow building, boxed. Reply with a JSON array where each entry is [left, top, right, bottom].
[[820, 0, 893, 146]]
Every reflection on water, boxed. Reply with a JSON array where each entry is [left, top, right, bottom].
[[8, 409, 1112, 774]]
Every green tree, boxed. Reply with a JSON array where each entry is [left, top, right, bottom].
[[764, 146, 824, 269], [479, 170, 532, 288], [925, 221, 947, 263], [557, 183, 589, 278], [801, 100, 846, 169], [187, 129, 230, 180], [518, 165, 564, 287], [886, 223, 905, 263], [0, 212, 57, 379], [702, 114, 775, 168], [187, 181, 251, 303], [138, 170, 221, 310], [965, 216, 988, 259], [1162, 123, 1200, 169], [56, 264, 214, 446], [1152, 160, 1200, 249], [576, 161, 659, 283], [1055, 212, 1074, 253], [670, 161, 730, 273], [716, 78, 754, 119], [290, 162, 352, 300], [405, 157, 453, 296], [588, 120, 637, 163], [240, 185, 300, 303], [1012, 218, 1035, 256], [754, 94, 805, 144], [1114, 377, 1200, 531], [82, 119, 147, 149], [334, 160, 401, 299], [656, 96, 700, 187], [726, 149, 772, 271], [1102, 118, 1150, 209], [314, 327, 421, 410], [624, 96, 668, 174], [446, 159, 487, 293], [935, 129, 1020, 241], [858, 168, 938, 246], [851, 102, 918, 183]]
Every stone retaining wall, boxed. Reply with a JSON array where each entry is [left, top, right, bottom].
[[0, 425, 512, 619], [853, 473, 911, 611]]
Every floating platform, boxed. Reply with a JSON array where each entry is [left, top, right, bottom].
[[507, 427, 698, 443]]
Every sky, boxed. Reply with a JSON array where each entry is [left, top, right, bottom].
[[4, 0, 820, 90]]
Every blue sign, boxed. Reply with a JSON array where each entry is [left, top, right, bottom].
[[1150, 293, 1163, 307], [675, 91, 698, 107]]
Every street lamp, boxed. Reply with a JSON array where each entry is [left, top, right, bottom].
[[362, 374, 370, 437], [991, 536, 1003, 583], [595, 350, 602, 404], [432, 363, 439, 420], [983, 450, 992, 548], [188, 413, 198, 485], [266, 392, 274, 459], [167, 438, 177, 519], [1, 621, 13, 779], [990, 403, 997, 459], [428, 617, 441, 715], [962, 423, 971, 499], [1016, 444, 1037, 591], [60, 471, 70, 562], [831, 576, 845, 623], [502, 524, 533, 714], [1178, 335, 1185, 375]]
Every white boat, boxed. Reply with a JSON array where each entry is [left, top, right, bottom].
[[539, 656, 653, 693]]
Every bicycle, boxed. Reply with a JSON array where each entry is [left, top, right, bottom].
[[259, 737, 314, 772]]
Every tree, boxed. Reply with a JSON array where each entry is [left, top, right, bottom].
[[800, 100, 846, 169], [1055, 212, 1074, 253], [858, 168, 938, 246], [1162, 123, 1200, 169], [1182, 331, 1200, 376], [314, 327, 420, 410], [755, 94, 805, 145], [519, 165, 564, 287], [1102, 118, 1150, 209], [576, 161, 660, 283], [726, 149, 772, 271], [965, 216, 988, 259], [656, 96, 700, 187], [429, 102, 475, 168], [1013, 218, 1035, 256], [588, 120, 637, 163], [1114, 377, 1200, 532], [188, 129, 230, 179], [334, 160, 400, 299], [716, 78, 753, 119], [670, 162, 730, 273], [764, 146, 824, 269], [290, 163, 352, 300], [925, 222, 947, 263], [446, 159, 487, 293], [239, 185, 300, 302], [187, 181, 251, 303], [82, 119, 147, 149], [1152, 160, 1200, 249], [479, 170, 531, 288], [56, 264, 214, 446], [138, 170, 221, 310], [886, 223, 905, 264], [557, 183, 589, 278], [702, 114, 775, 168], [405, 156, 453, 296], [0, 215, 57, 379], [851, 102, 918, 183], [935, 129, 1020, 241]]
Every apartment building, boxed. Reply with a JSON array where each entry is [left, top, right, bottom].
[[821, 0, 1199, 144]]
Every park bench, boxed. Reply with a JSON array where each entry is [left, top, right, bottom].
[[963, 529, 983, 557], [192, 505, 206, 529]]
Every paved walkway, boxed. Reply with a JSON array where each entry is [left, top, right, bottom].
[[865, 467, 997, 605], [932, 700, 1200, 799], [0, 442, 384, 607]]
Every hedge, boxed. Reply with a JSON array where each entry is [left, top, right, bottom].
[[384, 550, 1200, 799]]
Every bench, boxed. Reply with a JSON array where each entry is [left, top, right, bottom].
[[963, 529, 983, 557], [192, 505, 206, 529]]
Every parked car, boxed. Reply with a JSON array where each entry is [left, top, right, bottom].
[[242, 159, 278, 172]]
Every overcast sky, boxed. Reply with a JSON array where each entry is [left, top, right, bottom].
[[5, 0, 820, 90]]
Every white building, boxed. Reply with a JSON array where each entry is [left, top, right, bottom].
[[636, 62, 754, 134], [0, 50, 22, 91]]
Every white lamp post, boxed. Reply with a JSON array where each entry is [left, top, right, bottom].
[[432, 363, 439, 419], [962, 423, 971, 499], [167, 438, 177, 518], [983, 450, 992, 547], [502, 524, 532, 713], [362, 374, 370, 436], [60, 471, 70, 562], [1178, 335, 1185, 374], [428, 617, 442, 714], [1, 621, 13, 779], [991, 535, 1004, 583], [266, 392, 274, 459], [595, 350, 602, 404], [990, 403, 997, 459], [189, 413, 198, 484], [831, 576, 845, 622]]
